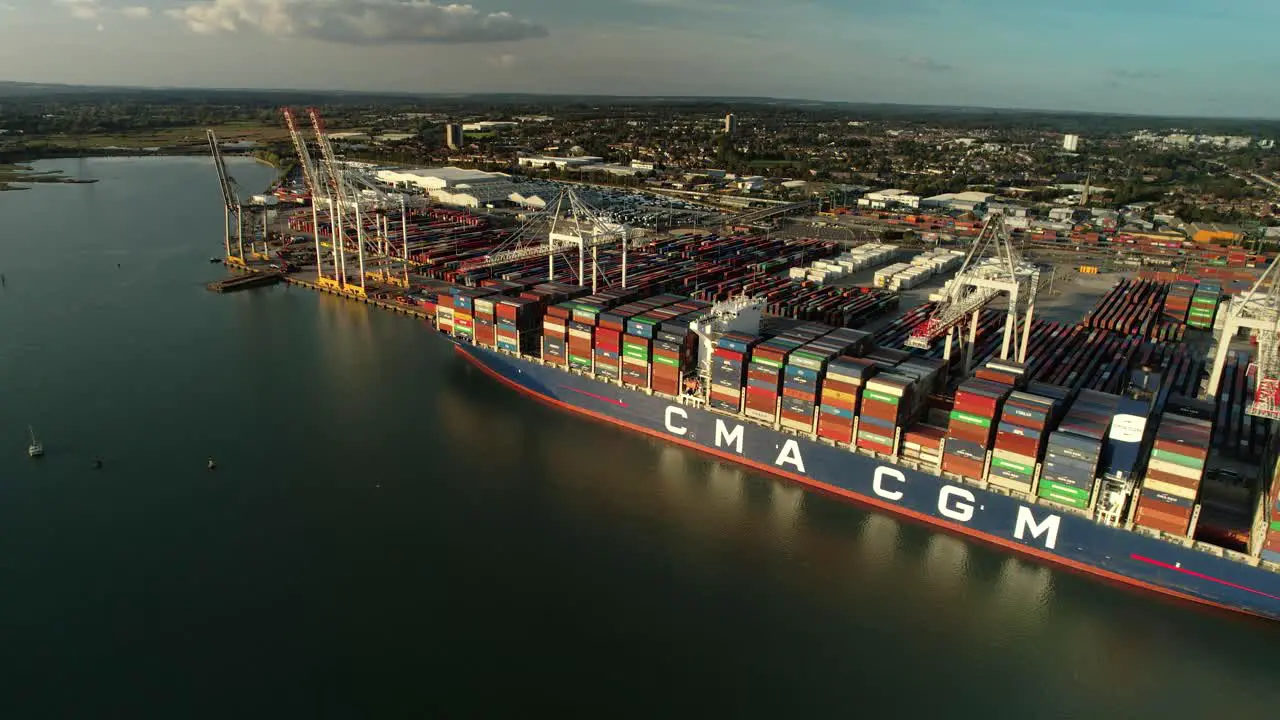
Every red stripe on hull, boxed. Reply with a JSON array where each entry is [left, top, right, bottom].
[[559, 384, 630, 408], [456, 345, 1271, 623], [1131, 554, 1280, 601]]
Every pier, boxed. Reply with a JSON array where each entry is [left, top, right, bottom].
[[206, 271, 284, 293]]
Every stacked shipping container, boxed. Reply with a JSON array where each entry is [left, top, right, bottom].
[[989, 390, 1062, 495], [858, 375, 911, 455], [818, 357, 875, 444], [1135, 405, 1213, 536], [1162, 281, 1195, 324], [1038, 391, 1119, 510], [944, 379, 1011, 482], [712, 332, 757, 413], [1188, 282, 1221, 330]]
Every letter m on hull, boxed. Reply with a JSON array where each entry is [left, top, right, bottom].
[[1014, 507, 1061, 551], [715, 419, 744, 454]]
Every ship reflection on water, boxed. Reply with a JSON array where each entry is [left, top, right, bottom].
[[440, 362, 1069, 633]]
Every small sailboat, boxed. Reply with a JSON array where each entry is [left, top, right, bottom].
[[27, 426, 43, 458]]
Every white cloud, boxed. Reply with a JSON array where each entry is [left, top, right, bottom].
[[169, 0, 548, 44], [57, 0, 153, 22], [57, 0, 100, 21]]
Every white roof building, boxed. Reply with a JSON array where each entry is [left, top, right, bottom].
[[860, 188, 921, 209], [375, 167, 510, 192], [519, 155, 604, 170]]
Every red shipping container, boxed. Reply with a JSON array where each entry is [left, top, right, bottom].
[[942, 456, 984, 480], [994, 432, 1040, 458], [1137, 495, 1194, 520]]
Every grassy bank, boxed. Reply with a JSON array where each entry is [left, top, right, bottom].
[[40, 122, 292, 149]]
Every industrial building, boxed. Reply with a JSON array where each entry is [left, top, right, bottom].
[[375, 167, 518, 209], [858, 188, 921, 210], [462, 121, 518, 132], [921, 191, 996, 213], [519, 155, 605, 170], [1188, 223, 1246, 244]]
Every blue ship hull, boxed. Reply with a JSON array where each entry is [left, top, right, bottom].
[[454, 341, 1280, 622]]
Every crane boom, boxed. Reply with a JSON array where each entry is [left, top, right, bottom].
[[206, 129, 239, 211], [904, 286, 1001, 349], [281, 107, 321, 200], [1206, 255, 1280, 417]]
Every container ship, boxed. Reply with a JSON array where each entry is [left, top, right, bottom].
[[422, 278, 1280, 622]]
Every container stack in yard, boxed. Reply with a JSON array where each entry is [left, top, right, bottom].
[[1188, 282, 1222, 330], [1162, 281, 1195, 324]]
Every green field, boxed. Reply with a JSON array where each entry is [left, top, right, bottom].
[[25, 122, 293, 150]]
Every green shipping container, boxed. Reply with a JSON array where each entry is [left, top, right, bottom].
[[857, 430, 894, 446], [569, 354, 592, 366], [652, 354, 679, 368], [863, 390, 901, 405], [1150, 448, 1206, 469], [992, 456, 1034, 476], [950, 410, 992, 429], [1038, 480, 1091, 502]]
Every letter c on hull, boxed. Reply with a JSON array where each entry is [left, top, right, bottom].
[[873, 467, 905, 501], [664, 406, 688, 436]]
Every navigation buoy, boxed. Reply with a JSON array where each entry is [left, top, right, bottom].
[[208, 457, 217, 471]]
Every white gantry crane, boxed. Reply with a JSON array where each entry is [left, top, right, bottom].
[[459, 186, 651, 292], [340, 171, 427, 289], [905, 213, 1041, 375], [291, 106, 424, 296], [1206, 259, 1280, 418], [207, 129, 251, 265], [281, 106, 333, 286]]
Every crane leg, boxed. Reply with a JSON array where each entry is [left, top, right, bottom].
[[1019, 302, 1035, 364], [1206, 317, 1239, 398], [1000, 307, 1016, 361]]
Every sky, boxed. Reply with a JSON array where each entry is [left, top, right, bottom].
[[0, 0, 1276, 117]]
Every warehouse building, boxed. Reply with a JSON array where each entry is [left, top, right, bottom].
[[375, 167, 517, 209], [920, 191, 996, 213], [858, 188, 921, 210]]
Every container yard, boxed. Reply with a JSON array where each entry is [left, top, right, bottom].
[[216, 156, 1280, 619]]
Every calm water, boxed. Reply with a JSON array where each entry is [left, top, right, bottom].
[[0, 157, 1276, 718]]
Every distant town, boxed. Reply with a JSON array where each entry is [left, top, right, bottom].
[[3, 86, 1280, 254]]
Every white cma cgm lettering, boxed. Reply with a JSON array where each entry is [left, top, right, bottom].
[[1014, 506, 1062, 550], [938, 486, 975, 522], [663, 405, 804, 473], [714, 419, 744, 454], [873, 467, 905, 501], [664, 406, 688, 436]]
